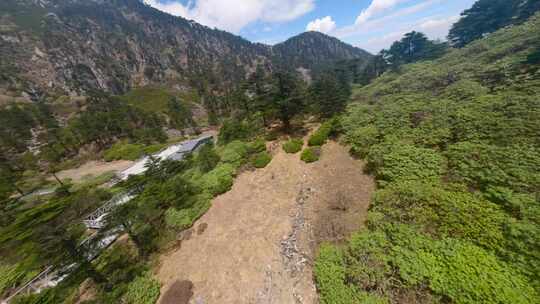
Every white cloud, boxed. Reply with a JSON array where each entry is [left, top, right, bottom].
[[418, 15, 460, 39], [144, 0, 315, 33], [306, 16, 336, 34], [358, 14, 460, 52], [355, 0, 410, 24], [336, 0, 441, 38]]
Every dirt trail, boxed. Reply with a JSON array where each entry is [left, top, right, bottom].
[[156, 139, 374, 304]]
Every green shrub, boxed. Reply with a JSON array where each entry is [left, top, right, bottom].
[[218, 119, 253, 144], [248, 138, 267, 153], [251, 151, 272, 168], [308, 118, 340, 146], [307, 132, 327, 147], [330, 15, 540, 304], [104, 142, 144, 161], [164, 194, 212, 229], [196, 143, 220, 173], [0, 263, 34, 296], [314, 244, 388, 304], [394, 237, 538, 304], [164, 208, 193, 229], [446, 142, 540, 193], [142, 144, 167, 155], [371, 181, 507, 252], [200, 164, 235, 195], [369, 144, 445, 185], [123, 273, 160, 304], [346, 125, 379, 158], [301, 147, 320, 163], [219, 141, 249, 168], [333, 227, 539, 304], [72, 171, 116, 191], [282, 138, 303, 153], [265, 130, 279, 141]]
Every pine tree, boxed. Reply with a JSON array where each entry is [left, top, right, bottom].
[[448, 0, 540, 47], [270, 71, 306, 130]]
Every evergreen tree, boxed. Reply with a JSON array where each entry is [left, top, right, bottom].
[[270, 71, 306, 130], [196, 143, 220, 172], [311, 73, 349, 117], [167, 97, 196, 131], [356, 54, 388, 85], [448, 0, 540, 47], [383, 31, 447, 68], [246, 65, 272, 126]]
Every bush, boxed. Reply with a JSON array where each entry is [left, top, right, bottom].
[[164, 193, 212, 229], [301, 147, 320, 163], [371, 181, 507, 252], [72, 171, 116, 191], [123, 273, 160, 304], [331, 227, 539, 304], [164, 208, 193, 229], [314, 244, 388, 304], [251, 152, 272, 168], [308, 118, 340, 146], [394, 237, 538, 304], [265, 130, 279, 141], [307, 132, 327, 147], [200, 164, 235, 195], [142, 144, 167, 155], [368, 144, 445, 185], [446, 142, 540, 193], [248, 138, 267, 153], [282, 138, 303, 153], [104, 142, 144, 161], [196, 143, 220, 173], [0, 263, 33, 297], [218, 119, 253, 144], [219, 141, 249, 168]]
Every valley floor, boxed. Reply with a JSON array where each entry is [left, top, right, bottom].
[[156, 138, 374, 304]]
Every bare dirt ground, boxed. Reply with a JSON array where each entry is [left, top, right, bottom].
[[156, 138, 374, 304], [54, 160, 133, 183]]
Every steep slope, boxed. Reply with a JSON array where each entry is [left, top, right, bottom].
[[0, 0, 370, 97], [316, 13, 540, 304], [273, 31, 372, 70], [0, 0, 271, 96]]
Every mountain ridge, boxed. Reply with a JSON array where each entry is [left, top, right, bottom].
[[0, 0, 371, 98]]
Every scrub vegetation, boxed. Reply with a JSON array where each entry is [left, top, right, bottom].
[[314, 11, 540, 304]]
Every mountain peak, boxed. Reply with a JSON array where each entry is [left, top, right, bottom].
[[272, 31, 371, 69]]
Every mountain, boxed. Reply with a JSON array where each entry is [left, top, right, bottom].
[[273, 31, 371, 70], [0, 0, 371, 98]]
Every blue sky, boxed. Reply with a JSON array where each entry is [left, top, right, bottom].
[[144, 0, 477, 53]]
